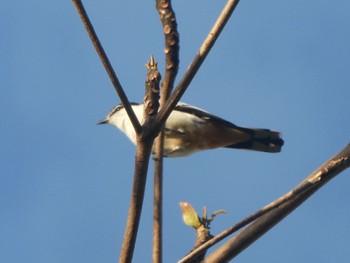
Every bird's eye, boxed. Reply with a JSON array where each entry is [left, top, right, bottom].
[[115, 104, 124, 111]]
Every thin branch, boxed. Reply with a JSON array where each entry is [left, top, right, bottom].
[[179, 178, 318, 262], [206, 143, 350, 262], [119, 140, 154, 263], [119, 57, 161, 263], [152, 124, 165, 263], [155, 0, 240, 127], [143, 56, 161, 117], [146, 56, 164, 263], [153, 137, 164, 263], [156, 0, 179, 96], [72, 0, 141, 134], [153, 1, 180, 262], [191, 225, 213, 263], [179, 143, 350, 262]]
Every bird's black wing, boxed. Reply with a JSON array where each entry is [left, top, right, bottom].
[[174, 103, 238, 128]]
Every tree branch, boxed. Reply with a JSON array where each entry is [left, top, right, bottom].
[[153, 139, 164, 263], [72, 0, 141, 134], [153, 1, 180, 262], [179, 143, 350, 262], [119, 57, 161, 263], [191, 225, 213, 263], [206, 143, 350, 262], [118, 140, 153, 263], [156, 0, 179, 97]]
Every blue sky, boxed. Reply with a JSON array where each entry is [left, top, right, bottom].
[[1, 1, 350, 262]]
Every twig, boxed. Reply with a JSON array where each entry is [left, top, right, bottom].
[[153, 1, 180, 262], [153, 137, 164, 263], [156, 0, 179, 97], [119, 140, 153, 263], [119, 57, 161, 263], [205, 143, 350, 262], [155, 0, 240, 127], [144, 56, 161, 117], [179, 143, 350, 262], [191, 225, 213, 263], [72, 0, 141, 134]]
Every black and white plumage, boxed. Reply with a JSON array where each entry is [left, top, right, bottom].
[[97, 102, 284, 157]]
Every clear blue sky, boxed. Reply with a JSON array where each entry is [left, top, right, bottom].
[[1, 1, 350, 262]]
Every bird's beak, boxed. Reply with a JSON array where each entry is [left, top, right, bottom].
[[96, 118, 109, 125]]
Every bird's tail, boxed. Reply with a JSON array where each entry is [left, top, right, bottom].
[[225, 128, 284, 153]]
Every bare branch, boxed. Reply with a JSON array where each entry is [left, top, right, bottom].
[[156, 0, 179, 96], [118, 140, 153, 263], [119, 57, 161, 263], [153, 1, 180, 262], [72, 0, 141, 134], [205, 143, 350, 262], [191, 225, 213, 263], [153, 129, 165, 263], [155, 0, 240, 127], [152, 125, 165, 263], [153, 141, 164, 263], [143, 55, 164, 263], [144, 56, 161, 117], [179, 143, 350, 263]]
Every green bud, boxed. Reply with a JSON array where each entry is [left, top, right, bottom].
[[179, 202, 202, 229]]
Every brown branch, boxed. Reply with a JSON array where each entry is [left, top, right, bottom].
[[156, 0, 179, 96], [190, 225, 213, 263], [119, 57, 161, 263], [144, 56, 161, 116], [183, 143, 350, 263], [153, 1, 180, 262], [72, 0, 141, 134], [153, 138, 164, 263], [152, 127, 165, 263], [118, 140, 153, 263], [144, 56, 164, 263], [155, 0, 240, 127], [205, 143, 350, 262], [179, 177, 319, 263]]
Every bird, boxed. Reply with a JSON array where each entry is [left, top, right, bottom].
[[97, 102, 284, 157]]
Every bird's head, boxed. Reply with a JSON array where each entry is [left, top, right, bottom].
[[97, 103, 127, 126]]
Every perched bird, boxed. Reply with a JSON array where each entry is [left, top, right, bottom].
[[97, 102, 284, 157]]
